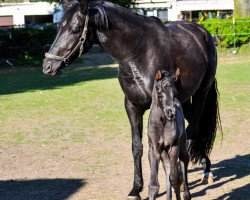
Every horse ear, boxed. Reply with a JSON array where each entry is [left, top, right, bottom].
[[60, 0, 72, 10], [155, 70, 162, 80], [79, 0, 88, 12], [168, 68, 180, 82]]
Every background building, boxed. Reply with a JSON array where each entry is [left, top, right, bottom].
[[134, 0, 234, 22], [0, 1, 56, 27]]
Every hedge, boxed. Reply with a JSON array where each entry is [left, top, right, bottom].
[[200, 18, 250, 48], [0, 25, 57, 65]]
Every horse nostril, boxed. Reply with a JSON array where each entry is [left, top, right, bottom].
[[46, 64, 52, 72]]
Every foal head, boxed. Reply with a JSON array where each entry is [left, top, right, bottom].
[[155, 70, 178, 121]]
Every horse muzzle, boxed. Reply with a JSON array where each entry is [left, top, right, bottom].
[[42, 58, 62, 76]]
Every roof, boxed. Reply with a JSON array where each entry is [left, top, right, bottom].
[[134, 0, 234, 11], [176, 0, 234, 11]]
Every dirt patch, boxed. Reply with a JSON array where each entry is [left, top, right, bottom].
[[0, 128, 249, 200]]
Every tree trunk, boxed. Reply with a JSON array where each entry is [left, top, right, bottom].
[[234, 0, 250, 18]]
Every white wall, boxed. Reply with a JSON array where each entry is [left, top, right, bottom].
[[0, 2, 56, 25]]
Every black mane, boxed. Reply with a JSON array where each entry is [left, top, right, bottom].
[[60, 2, 80, 24], [89, 1, 162, 30]]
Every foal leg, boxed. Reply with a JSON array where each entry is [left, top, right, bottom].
[[148, 145, 160, 200], [168, 146, 181, 200], [161, 152, 172, 200], [125, 97, 144, 199]]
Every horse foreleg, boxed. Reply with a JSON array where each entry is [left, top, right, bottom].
[[125, 97, 144, 200]]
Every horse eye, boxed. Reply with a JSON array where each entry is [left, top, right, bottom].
[[71, 27, 80, 34]]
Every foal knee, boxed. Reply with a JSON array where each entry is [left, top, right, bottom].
[[170, 171, 182, 190]]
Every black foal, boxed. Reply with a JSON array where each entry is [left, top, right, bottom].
[[147, 70, 191, 200]]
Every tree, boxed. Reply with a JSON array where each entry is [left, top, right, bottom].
[[234, 0, 250, 18]]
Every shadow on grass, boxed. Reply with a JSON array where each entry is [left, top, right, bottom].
[[0, 178, 86, 200], [0, 53, 117, 95], [190, 154, 250, 199]]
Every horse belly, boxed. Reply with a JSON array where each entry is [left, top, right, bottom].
[[118, 73, 152, 107], [174, 57, 208, 102]]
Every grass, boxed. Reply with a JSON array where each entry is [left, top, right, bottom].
[[0, 52, 249, 149]]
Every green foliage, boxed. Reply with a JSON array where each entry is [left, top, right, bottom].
[[0, 25, 57, 64], [201, 18, 250, 48]]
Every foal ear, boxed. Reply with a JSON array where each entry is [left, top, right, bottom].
[[155, 70, 162, 80]]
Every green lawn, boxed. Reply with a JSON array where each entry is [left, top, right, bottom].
[[0, 52, 249, 148]]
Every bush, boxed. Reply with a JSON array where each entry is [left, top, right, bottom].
[[0, 25, 57, 65], [200, 18, 250, 48]]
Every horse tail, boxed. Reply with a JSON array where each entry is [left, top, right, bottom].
[[189, 79, 222, 164]]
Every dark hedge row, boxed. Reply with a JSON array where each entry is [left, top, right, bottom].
[[0, 18, 249, 65], [0, 25, 57, 65]]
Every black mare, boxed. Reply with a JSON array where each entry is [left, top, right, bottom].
[[148, 70, 190, 200], [43, 1, 221, 199]]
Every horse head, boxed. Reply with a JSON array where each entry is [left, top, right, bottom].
[[43, 0, 96, 76]]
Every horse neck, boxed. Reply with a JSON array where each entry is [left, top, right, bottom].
[[93, 6, 148, 63]]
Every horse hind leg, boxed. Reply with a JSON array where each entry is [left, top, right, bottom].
[[188, 80, 220, 183], [179, 139, 191, 200], [200, 155, 214, 184]]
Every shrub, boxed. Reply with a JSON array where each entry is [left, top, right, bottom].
[[200, 18, 250, 48]]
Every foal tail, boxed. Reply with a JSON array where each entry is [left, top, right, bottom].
[[189, 79, 222, 164]]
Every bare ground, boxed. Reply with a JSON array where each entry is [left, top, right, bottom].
[[0, 129, 249, 200]]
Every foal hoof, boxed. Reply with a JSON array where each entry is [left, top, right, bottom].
[[200, 172, 214, 184]]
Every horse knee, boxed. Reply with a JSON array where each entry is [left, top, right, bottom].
[[132, 143, 143, 158]]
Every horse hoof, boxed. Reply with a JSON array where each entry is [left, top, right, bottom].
[[127, 195, 142, 200], [208, 174, 214, 183], [200, 172, 214, 184]]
